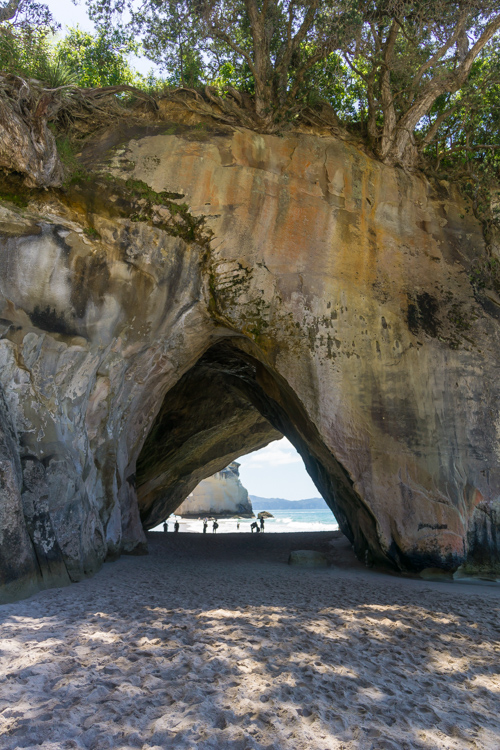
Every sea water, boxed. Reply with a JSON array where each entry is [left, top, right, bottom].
[[152, 508, 339, 534]]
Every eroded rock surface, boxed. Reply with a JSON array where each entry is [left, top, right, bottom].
[[175, 462, 254, 519], [0, 118, 499, 600]]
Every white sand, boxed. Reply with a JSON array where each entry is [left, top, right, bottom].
[[0, 531, 499, 750]]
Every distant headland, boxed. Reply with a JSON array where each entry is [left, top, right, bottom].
[[250, 496, 328, 510]]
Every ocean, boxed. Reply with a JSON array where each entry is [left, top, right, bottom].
[[152, 508, 339, 534]]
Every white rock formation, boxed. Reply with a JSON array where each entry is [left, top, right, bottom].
[[175, 463, 254, 518]]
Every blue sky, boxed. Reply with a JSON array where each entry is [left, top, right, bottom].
[[237, 438, 320, 501]]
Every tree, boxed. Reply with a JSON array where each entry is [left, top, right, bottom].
[[0, 0, 63, 187], [88, 0, 500, 159], [342, 1, 500, 167], [56, 27, 141, 88], [0, 0, 54, 28], [416, 39, 500, 252], [89, 0, 363, 125], [0, 0, 57, 79]]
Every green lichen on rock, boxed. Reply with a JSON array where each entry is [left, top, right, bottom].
[[469, 257, 500, 296], [0, 189, 29, 208], [0, 174, 36, 208], [447, 301, 472, 332], [116, 176, 212, 244], [67, 173, 213, 246]]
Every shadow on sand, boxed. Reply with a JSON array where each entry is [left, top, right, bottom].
[[0, 531, 499, 749]]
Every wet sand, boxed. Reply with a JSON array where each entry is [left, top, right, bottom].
[[0, 531, 499, 749]]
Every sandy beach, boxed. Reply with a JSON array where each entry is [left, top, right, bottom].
[[0, 531, 499, 750]]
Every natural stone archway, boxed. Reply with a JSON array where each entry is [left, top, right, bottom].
[[137, 338, 383, 563], [1, 115, 500, 601], [136, 343, 281, 529]]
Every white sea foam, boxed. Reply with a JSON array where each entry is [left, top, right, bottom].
[[152, 509, 339, 534]]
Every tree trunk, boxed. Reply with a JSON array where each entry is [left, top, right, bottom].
[[380, 13, 500, 169], [244, 0, 273, 122], [378, 20, 399, 161]]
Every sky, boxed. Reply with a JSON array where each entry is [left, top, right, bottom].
[[45, 0, 156, 74], [237, 438, 320, 501], [46, 0, 93, 33], [44, 2, 322, 503]]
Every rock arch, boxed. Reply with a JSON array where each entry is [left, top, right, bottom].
[[1, 119, 500, 601], [136, 338, 381, 565]]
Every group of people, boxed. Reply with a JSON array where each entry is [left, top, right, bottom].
[[202, 518, 219, 533], [162, 520, 180, 533], [251, 517, 265, 533], [161, 516, 266, 533]]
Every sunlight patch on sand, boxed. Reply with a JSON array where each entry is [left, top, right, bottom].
[[0, 534, 499, 749]]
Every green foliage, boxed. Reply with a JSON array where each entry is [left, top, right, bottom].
[[302, 52, 365, 120], [41, 56, 78, 87], [0, 15, 142, 90], [55, 26, 142, 88], [56, 136, 79, 168], [418, 39, 500, 241], [0, 0, 58, 78], [84, 226, 100, 238], [88, 0, 364, 121], [96, 175, 212, 244], [0, 22, 53, 79], [0, 185, 29, 207], [0, 0, 498, 233], [469, 257, 500, 295]]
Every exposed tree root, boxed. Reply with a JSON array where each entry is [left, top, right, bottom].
[[0, 74, 63, 187]]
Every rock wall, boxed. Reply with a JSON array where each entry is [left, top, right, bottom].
[[175, 462, 254, 518], [0, 114, 499, 600]]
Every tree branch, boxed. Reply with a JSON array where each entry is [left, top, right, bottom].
[[420, 105, 458, 149], [379, 19, 400, 158], [344, 53, 369, 83], [385, 12, 500, 165], [411, 11, 468, 91], [79, 84, 159, 109], [446, 143, 500, 153], [0, 0, 21, 23], [208, 26, 257, 78], [275, 0, 319, 81], [454, 13, 500, 85], [287, 48, 327, 102]]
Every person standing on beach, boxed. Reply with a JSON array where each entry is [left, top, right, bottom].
[[203, 520, 208, 534], [260, 517, 265, 532], [237, 521, 240, 531], [212, 520, 219, 533], [174, 520, 180, 533], [163, 520, 168, 533]]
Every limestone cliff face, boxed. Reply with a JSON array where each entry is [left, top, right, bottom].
[[0, 117, 499, 601], [175, 462, 253, 518]]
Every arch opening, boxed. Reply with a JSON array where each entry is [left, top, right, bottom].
[[136, 339, 387, 567]]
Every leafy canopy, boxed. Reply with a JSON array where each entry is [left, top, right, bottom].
[[56, 27, 141, 88]]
